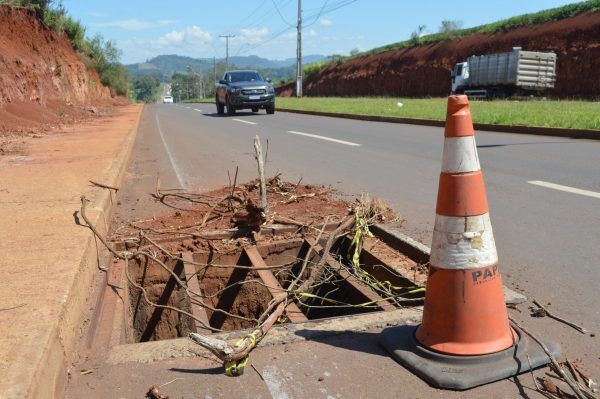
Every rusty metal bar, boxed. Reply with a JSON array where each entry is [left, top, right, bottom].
[[244, 246, 308, 323], [182, 252, 212, 333], [304, 238, 397, 311], [112, 222, 342, 251]]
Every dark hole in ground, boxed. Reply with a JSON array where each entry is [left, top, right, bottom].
[[126, 236, 417, 342], [129, 256, 195, 342], [193, 250, 273, 331]]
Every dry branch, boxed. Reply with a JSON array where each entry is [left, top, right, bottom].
[[532, 299, 588, 334], [510, 317, 587, 399], [89, 180, 119, 191], [253, 135, 268, 213]]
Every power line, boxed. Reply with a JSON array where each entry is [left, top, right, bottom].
[[304, 0, 358, 26], [220, 0, 270, 36], [271, 0, 296, 27], [231, 0, 359, 57], [302, 0, 330, 28]]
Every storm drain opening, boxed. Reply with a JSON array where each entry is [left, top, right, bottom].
[[119, 232, 426, 344], [183, 236, 423, 333], [128, 256, 195, 342]]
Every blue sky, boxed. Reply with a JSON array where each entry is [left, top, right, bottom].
[[63, 0, 577, 64]]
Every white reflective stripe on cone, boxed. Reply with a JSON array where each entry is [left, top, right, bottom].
[[441, 136, 480, 173], [430, 213, 498, 270]]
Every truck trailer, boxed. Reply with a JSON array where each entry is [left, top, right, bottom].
[[451, 47, 556, 98]]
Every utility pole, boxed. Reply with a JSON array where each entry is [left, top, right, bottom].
[[213, 56, 217, 92], [296, 0, 302, 97], [219, 34, 235, 71]]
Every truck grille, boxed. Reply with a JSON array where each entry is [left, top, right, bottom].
[[242, 89, 266, 95]]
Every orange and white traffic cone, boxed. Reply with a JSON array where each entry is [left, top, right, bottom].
[[379, 95, 559, 390]]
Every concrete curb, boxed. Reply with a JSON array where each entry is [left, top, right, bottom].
[[30, 106, 144, 399], [278, 108, 600, 140], [107, 308, 423, 365]]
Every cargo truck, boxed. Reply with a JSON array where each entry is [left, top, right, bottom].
[[450, 47, 556, 98]]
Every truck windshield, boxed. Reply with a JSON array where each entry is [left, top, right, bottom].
[[229, 71, 263, 83]]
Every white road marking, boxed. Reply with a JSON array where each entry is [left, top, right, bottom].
[[194, 108, 202, 112], [155, 113, 187, 189], [287, 130, 361, 147], [261, 365, 292, 399], [528, 180, 600, 199], [232, 118, 257, 125]]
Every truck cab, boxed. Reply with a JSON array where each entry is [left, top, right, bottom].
[[450, 62, 468, 94]]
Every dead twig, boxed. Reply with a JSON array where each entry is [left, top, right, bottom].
[[158, 378, 184, 388], [532, 299, 588, 334], [0, 303, 26, 312], [509, 317, 587, 399], [253, 135, 268, 213], [251, 363, 265, 381], [228, 166, 239, 211], [89, 180, 119, 191], [80, 196, 122, 259]]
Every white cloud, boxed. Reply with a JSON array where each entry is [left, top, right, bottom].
[[95, 19, 176, 31], [158, 30, 184, 45], [158, 20, 176, 26], [319, 18, 333, 26], [185, 26, 213, 42], [154, 25, 213, 47], [237, 27, 270, 44], [306, 29, 318, 37]]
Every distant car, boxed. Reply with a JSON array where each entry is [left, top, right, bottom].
[[162, 96, 174, 104], [215, 70, 275, 115]]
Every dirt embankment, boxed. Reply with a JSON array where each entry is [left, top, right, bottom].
[[278, 11, 600, 98], [0, 6, 113, 138]]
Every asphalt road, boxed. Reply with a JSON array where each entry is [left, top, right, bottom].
[[118, 102, 600, 376]]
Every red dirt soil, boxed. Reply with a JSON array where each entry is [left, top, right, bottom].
[[110, 177, 352, 245], [0, 6, 117, 139], [278, 11, 600, 98]]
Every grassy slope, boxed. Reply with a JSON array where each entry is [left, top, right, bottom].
[[276, 97, 600, 130], [363, 0, 600, 56]]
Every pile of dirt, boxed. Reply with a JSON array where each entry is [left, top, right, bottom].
[[110, 176, 352, 250], [0, 5, 114, 139], [278, 11, 600, 98]]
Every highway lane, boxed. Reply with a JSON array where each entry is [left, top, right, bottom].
[[119, 103, 600, 363]]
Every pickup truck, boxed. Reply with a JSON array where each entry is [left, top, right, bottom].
[[215, 70, 275, 115]]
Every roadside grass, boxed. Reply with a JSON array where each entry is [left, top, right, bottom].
[[275, 97, 600, 130], [182, 98, 213, 104]]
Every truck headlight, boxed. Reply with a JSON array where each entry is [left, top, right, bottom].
[[230, 87, 241, 94], [267, 86, 275, 94]]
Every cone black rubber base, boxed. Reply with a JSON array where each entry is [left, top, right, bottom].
[[379, 324, 560, 390]]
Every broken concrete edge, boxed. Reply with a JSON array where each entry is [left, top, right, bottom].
[[106, 307, 424, 365], [28, 105, 144, 399], [371, 224, 527, 305], [277, 108, 600, 141]]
